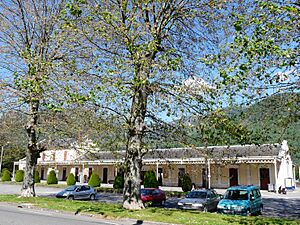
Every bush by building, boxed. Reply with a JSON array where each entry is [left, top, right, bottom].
[[15, 170, 24, 182], [113, 174, 124, 189], [143, 171, 159, 188], [182, 173, 192, 192], [88, 172, 101, 187], [67, 173, 76, 186], [1, 169, 11, 182], [34, 170, 41, 183], [47, 170, 58, 185]]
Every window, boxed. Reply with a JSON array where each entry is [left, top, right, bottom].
[[64, 151, 67, 161]]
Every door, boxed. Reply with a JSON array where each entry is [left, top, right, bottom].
[[103, 168, 108, 183], [229, 168, 238, 186], [40, 168, 44, 180], [158, 168, 163, 186], [88, 168, 93, 179], [178, 168, 185, 187], [259, 168, 270, 190], [75, 167, 79, 182], [62, 168, 67, 181], [202, 168, 207, 188]]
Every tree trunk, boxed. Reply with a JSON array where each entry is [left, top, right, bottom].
[[123, 85, 147, 210], [21, 100, 39, 197]]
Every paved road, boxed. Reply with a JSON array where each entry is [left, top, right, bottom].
[[1, 184, 300, 219], [0, 202, 139, 225]]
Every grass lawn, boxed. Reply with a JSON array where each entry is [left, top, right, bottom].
[[0, 195, 298, 225]]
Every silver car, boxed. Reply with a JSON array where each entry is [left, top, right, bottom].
[[56, 185, 96, 200], [177, 189, 220, 212]]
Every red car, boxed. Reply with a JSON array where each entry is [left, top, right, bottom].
[[141, 188, 166, 206]]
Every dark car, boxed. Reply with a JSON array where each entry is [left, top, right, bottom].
[[141, 188, 166, 206], [56, 185, 96, 200], [177, 189, 220, 212]]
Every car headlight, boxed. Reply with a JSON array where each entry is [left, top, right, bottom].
[[63, 192, 68, 196], [217, 205, 225, 209], [193, 203, 203, 207], [177, 202, 183, 206]]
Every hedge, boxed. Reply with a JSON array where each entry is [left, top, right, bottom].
[[144, 171, 159, 188], [15, 170, 24, 182], [67, 173, 76, 186], [1, 169, 11, 182], [34, 170, 41, 183], [182, 173, 192, 192], [47, 170, 58, 185], [88, 172, 101, 187]]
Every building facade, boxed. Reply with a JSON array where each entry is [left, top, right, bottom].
[[14, 140, 296, 191]]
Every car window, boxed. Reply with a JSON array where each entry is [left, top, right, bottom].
[[152, 190, 159, 195], [255, 189, 261, 198], [141, 189, 153, 195], [224, 190, 248, 200], [211, 190, 217, 198], [65, 186, 77, 191], [82, 186, 90, 191], [78, 186, 84, 191], [187, 191, 207, 199]]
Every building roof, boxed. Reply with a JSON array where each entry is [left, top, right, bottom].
[[77, 143, 282, 162]]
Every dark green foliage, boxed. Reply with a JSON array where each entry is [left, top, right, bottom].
[[88, 172, 101, 187], [1, 169, 11, 182], [144, 171, 159, 188], [47, 170, 58, 185], [34, 170, 40, 183], [15, 170, 24, 182], [67, 173, 76, 186], [113, 174, 124, 189], [181, 173, 192, 192]]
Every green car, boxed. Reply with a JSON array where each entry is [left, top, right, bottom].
[[217, 185, 263, 216]]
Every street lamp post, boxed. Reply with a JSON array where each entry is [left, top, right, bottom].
[[0, 142, 10, 174], [0, 145, 4, 173]]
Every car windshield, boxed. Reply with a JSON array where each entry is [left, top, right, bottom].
[[224, 190, 249, 200], [186, 191, 207, 199], [65, 186, 77, 191], [141, 189, 154, 195]]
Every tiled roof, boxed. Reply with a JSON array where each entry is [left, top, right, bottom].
[[77, 143, 282, 161]]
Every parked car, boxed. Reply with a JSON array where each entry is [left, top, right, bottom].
[[56, 185, 96, 200], [217, 185, 263, 216], [177, 189, 220, 212], [141, 188, 166, 206]]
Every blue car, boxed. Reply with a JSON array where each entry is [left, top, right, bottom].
[[217, 185, 263, 216]]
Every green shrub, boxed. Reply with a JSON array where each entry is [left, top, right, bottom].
[[1, 169, 11, 182], [66, 173, 76, 186], [88, 172, 101, 187], [144, 171, 159, 188], [15, 170, 24, 182], [47, 170, 58, 185], [113, 174, 124, 189], [34, 170, 40, 183], [182, 173, 192, 192]]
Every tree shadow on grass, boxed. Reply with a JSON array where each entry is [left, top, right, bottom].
[[222, 216, 299, 225]]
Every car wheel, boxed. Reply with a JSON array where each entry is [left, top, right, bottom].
[[90, 194, 95, 200], [246, 209, 252, 216], [160, 200, 166, 206], [67, 195, 74, 200], [257, 206, 263, 215], [144, 202, 151, 207]]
